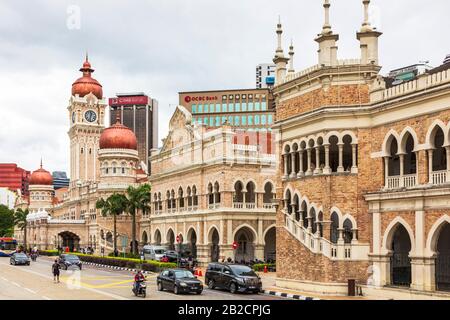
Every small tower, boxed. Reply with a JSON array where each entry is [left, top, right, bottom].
[[273, 17, 290, 85], [288, 40, 295, 74], [357, 0, 382, 65], [315, 0, 339, 66]]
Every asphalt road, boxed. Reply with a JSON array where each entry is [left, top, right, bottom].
[[0, 257, 284, 300]]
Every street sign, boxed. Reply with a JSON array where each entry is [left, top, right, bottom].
[[232, 241, 239, 250]]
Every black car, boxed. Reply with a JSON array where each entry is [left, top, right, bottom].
[[10, 252, 31, 266], [205, 263, 262, 294], [164, 250, 179, 262], [59, 254, 82, 270], [157, 269, 203, 295]]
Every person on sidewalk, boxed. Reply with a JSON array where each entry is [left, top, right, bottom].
[[52, 259, 61, 283]]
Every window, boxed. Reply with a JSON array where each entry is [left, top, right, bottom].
[[192, 105, 197, 113], [204, 104, 209, 113], [210, 117, 214, 126], [204, 117, 209, 125], [198, 104, 203, 113], [248, 115, 253, 125], [215, 116, 220, 126], [229, 95, 233, 100], [248, 94, 253, 99], [242, 116, 247, 125], [242, 103, 247, 112], [228, 116, 233, 125], [248, 102, 253, 112], [216, 104, 221, 112], [255, 102, 261, 111], [235, 94, 240, 100], [268, 115, 273, 124], [222, 95, 227, 101], [222, 104, 227, 112], [255, 115, 260, 125], [261, 102, 267, 111], [261, 115, 267, 125], [228, 103, 234, 112], [242, 94, 247, 99], [235, 103, 241, 112], [234, 116, 240, 125]]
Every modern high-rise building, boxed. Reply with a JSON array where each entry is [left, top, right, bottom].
[[179, 88, 275, 131], [0, 164, 30, 196], [256, 63, 276, 88], [109, 93, 158, 173], [52, 171, 70, 190]]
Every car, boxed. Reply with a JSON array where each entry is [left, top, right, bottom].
[[10, 252, 31, 266], [59, 254, 82, 270], [205, 263, 262, 294], [157, 269, 203, 295], [142, 245, 169, 261], [164, 250, 179, 262]]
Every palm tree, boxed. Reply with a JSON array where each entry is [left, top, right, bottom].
[[125, 184, 151, 255], [14, 208, 29, 250], [96, 194, 127, 256]]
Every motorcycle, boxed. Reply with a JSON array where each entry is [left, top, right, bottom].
[[31, 253, 37, 262], [132, 281, 147, 298]]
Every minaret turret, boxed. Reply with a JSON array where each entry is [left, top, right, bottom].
[[288, 40, 295, 74], [357, 0, 382, 65], [273, 17, 290, 85], [315, 0, 339, 67]]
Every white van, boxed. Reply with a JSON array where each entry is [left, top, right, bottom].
[[142, 245, 169, 261]]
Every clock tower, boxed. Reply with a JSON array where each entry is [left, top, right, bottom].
[[68, 56, 107, 186]]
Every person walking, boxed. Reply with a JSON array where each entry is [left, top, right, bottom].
[[52, 259, 61, 283]]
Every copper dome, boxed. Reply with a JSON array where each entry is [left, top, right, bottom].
[[71, 56, 103, 99], [99, 117, 138, 150], [29, 163, 53, 186]]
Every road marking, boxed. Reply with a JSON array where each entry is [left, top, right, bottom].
[[24, 288, 37, 294], [42, 296, 51, 300], [11, 282, 22, 288], [1, 277, 9, 282]]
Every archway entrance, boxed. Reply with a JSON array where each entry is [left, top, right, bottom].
[[264, 227, 276, 262], [154, 230, 161, 245], [187, 229, 197, 259], [390, 225, 412, 287], [210, 228, 220, 262], [58, 231, 80, 252], [167, 229, 175, 250], [142, 231, 148, 245], [234, 227, 255, 263], [436, 223, 450, 292]]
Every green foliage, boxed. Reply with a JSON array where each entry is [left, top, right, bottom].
[[14, 208, 29, 247], [0, 205, 15, 237], [68, 252, 176, 272], [125, 184, 151, 255], [252, 263, 276, 272], [39, 249, 59, 256]]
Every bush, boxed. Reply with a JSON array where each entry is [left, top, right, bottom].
[[67, 252, 176, 272], [252, 263, 276, 272], [39, 250, 59, 256]]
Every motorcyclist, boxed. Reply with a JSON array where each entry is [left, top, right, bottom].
[[133, 270, 145, 293]]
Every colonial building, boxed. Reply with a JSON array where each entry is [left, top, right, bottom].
[[14, 57, 147, 254], [273, 0, 450, 299], [140, 106, 277, 265]]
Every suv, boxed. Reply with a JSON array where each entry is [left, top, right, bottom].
[[205, 263, 262, 294]]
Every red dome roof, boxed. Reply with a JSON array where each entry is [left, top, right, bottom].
[[71, 56, 103, 99], [29, 163, 53, 186], [99, 117, 138, 150]]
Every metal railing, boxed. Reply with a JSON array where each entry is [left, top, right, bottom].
[[432, 171, 447, 185]]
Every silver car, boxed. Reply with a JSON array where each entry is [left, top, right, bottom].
[[142, 245, 169, 261]]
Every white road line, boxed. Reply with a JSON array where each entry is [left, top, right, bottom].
[[11, 282, 22, 288], [1, 277, 9, 282], [24, 288, 37, 294], [42, 296, 51, 300]]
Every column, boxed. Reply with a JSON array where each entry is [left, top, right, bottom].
[[399, 154, 405, 188], [323, 144, 331, 174], [428, 149, 434, 184], [306, 148, 313, 176], [351, 229, 358, 244], [290, 151, 297, 178], [446, 146, 450, 182], [314, 147, 320, 174], [351, 144, 358, 174], [297, 150, 305, 178], [283, 153, 289, 179], [384, 156, 390, 188], [337, 143, 344, 173]]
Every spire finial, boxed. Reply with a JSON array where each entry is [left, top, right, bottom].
[[275, 16, 284, 58], [322, 0, 332, 35], [40, 158, 43, 169], [115, 113, 121, 124], [288, 40, 295, 74], [85, 51, 89, 62], [361, 0, 372, 32]]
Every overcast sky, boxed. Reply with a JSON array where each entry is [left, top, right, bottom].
[[0, 0, 448, 176]]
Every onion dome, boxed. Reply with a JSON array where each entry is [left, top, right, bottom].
[[71, 54, 103, 99], [99, 116, 138, 150], [29, 161, 53, 186]]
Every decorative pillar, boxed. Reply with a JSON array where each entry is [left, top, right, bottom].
[[298, 150, 305, 177], [315, 147, 321, 174], [384, 156, 390, 188], [399, 153, 405, 188], [283, 153, 289, 179], [290, 151, 297, 178], [306, 148, 313, 176], [351, 144, 358, 174], [323, 144, 331, 174], [446, 146, 450, 182], [351, 229, 358, 244], [337, 143, 344, 173], [428, 149, 434, 184]]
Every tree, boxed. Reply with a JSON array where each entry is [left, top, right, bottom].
[[125, 184, 151, 255], [96, 194, 127, 256], [0, 205, 15, 237], [13, 208, 29, 247]]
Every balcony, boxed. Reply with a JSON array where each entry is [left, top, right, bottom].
[[386, 174, 418, 190], [403, 174, 417, 188], [431, 170, 447, 185], [208, 203, 220, 210]]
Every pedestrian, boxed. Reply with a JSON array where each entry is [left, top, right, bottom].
[[52, 259, 61, 283]]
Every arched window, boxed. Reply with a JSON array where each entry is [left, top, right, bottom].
[[112, 162, 117, 174], [171, 190, 176, 209], [388, 137, 400, 176], [330, 212, 339, 244], [166, 191, 171, 210], [187, 187, 192, 207], [317, 137, 325, 173], [245, 181, 256, 203], [403, 133, 417, 175], [263, 182, 274, 204], [158, 193, 162, 211], [308, 139, 316, 173], [343, 219, 353, 244], [234, 181, 244, 203], [293, 195, 300, 221], [284, 145, 292, 176], [432, 127, 447, 172], [208, 183, 214, 205], [343, 135, 353, 172], [301, 201, 308, 228], [192, 186, 198, 206], [178, 187, 184, 208], [300, 141, 308, 175], [284, 190, 292, 214], [310, 208, 317, 234], [214, 182, 220, 204], [318, 212, 324, 237], [292, 143, 299, 175], [153, 193, 158, 212]]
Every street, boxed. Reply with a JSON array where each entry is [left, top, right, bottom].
[[0, 257, 284, 300]]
